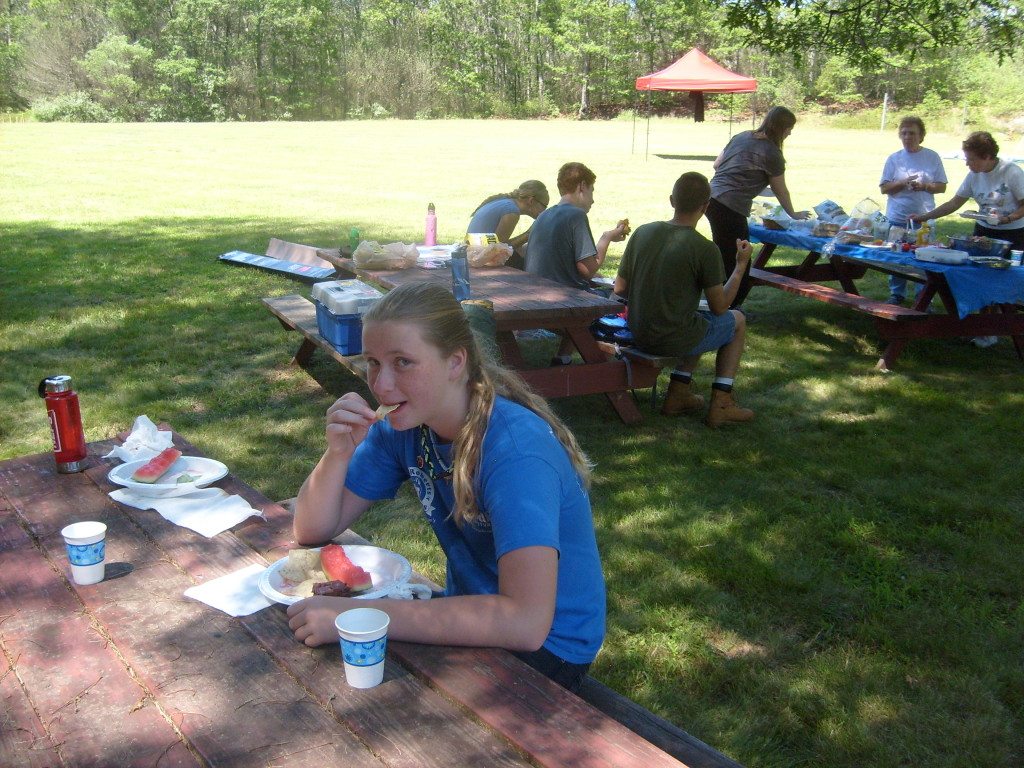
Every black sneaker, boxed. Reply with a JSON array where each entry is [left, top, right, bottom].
[[549, 357, 572, 366]]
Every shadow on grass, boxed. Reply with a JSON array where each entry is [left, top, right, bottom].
[[655, 153, 718, 162], [4, 218, 1024, 768]]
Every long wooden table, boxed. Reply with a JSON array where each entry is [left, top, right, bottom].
[[0, 432, 731, 768], [288, 257, 660, 424], [748, 225, 1024, 369]]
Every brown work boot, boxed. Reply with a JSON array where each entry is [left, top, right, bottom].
[[704, 388, 754, 427], [660, 379, 705, 416]]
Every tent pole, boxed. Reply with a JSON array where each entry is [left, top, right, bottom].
[[631, 92, 636, 155], [646, 90, 651, 160]]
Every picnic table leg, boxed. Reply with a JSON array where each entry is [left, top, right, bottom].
[[496, 330, 528, 368], [794, 250, 824, 281], [829, 254, 861, 295], [997, 304, 1024, 361], [566, 326, 644, 425], [752, 242, 776, 269], [291, 338, 318, 367], [270, 314, 320, 367]]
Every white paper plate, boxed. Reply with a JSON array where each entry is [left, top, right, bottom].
[[860, 243, 894, 250], [108, 455, 229, 498], [259, 544, 413, 605]]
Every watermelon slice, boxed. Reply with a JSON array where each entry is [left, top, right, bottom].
[[320, 544, 373, 593], [131, 447, 183, 483]]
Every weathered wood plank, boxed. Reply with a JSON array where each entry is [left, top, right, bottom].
[[0, 493, 201, 768], [748, 268, 929, 320], [390, 644, 689, 768], [576, 678, 745, 768], [1, 455, 381, 768]]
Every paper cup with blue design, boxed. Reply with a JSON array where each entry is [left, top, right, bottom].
[[335, 607, 390, 688], [60, 521, 107, 585]]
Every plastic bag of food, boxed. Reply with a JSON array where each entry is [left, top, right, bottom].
[[353, 240, 418, 270], [748, 199, 777, 226], [468, 242, 513, 267], [814, 200, 847, 223], [762, 205, 794, 230], [836, 198, 888, 243]]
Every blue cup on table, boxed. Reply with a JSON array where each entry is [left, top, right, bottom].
[[335, 608, 390, 688]]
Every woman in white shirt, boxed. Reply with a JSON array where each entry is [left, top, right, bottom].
[[879, 116, 948, 305]]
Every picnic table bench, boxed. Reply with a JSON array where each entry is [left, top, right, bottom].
[[263, 293, 368, 381]]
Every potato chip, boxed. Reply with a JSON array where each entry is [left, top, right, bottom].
[[375, 403, 398, 420]]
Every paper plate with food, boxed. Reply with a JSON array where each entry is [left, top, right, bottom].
[[108, 448, 229, 497], [259, 544, 413, 604]]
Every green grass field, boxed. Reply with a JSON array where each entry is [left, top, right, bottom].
[[2, 118, 1023, 768]]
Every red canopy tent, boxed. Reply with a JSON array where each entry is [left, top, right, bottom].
[[633, 48, 757, 157], [636, 48, 756, 122]]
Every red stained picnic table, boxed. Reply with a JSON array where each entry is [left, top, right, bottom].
[[313, 255, 658, 424], [0, 430, 702, 768], [747, 224, 1024, 369]]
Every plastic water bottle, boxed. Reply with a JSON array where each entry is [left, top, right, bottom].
[[425, 203, 437, 247], [450, 242, 470, 301]]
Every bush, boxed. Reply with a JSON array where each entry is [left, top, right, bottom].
[[31, 93, 113, 122]]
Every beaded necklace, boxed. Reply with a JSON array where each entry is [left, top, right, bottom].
[[417, 424, 453, 482]]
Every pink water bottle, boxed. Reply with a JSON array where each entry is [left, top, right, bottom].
[[38, 375, 87, 473], [425, 202, 437, 246]]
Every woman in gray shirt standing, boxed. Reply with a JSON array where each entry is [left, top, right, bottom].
[[707, 106, 808, 307]]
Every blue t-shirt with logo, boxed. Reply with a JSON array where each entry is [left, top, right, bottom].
[[345, 396, 606, 664]]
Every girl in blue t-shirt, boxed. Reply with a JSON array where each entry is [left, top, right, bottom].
[[287, 281, 605, 690], [466, 180, 549, 268]]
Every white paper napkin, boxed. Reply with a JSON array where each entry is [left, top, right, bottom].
[[184, 564, 274, 616], [103, 415, 174, 463], [109, 487, 264, 537], [387, 583, 433, 600]]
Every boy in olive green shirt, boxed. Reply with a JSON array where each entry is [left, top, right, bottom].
[[614, 172, 754, 427]]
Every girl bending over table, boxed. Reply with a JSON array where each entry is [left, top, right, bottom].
[[466, 180, 550, 269], [287, 281, 605, 691]]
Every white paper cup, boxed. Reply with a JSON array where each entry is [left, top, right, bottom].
[[60, 521, 107, 585], [335, 608, 390, 688]]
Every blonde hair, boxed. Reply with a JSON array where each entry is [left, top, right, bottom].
[[472, 180, 549, 215], [362, 282, 591, 525]]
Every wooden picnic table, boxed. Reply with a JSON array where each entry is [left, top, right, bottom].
[[747, 224, 1024, 369], [274, 254, 661, 424], [0, 431, 740, 768]]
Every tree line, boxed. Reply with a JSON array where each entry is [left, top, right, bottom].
[[1, 0, 1021, 123]]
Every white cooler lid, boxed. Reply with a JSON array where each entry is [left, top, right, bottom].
[[311, 280, 385, 315]]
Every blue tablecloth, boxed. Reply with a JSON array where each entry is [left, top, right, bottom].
[[749, 224, 1024, 319]]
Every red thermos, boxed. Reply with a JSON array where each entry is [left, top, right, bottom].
[[38, 375, 87, 473]]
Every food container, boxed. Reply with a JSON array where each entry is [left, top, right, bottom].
[[947, 236, 1011, 258], [915, 246, 969, 265], [969, 256, 1011, 269], [311, 280, 385, 355]]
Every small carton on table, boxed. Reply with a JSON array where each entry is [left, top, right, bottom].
[[311, 280, 385, 355]]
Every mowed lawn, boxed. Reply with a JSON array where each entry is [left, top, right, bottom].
[[2, 118, 1022, 768]]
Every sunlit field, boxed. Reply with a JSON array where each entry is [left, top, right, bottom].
[[3, 118, 1022, 768]]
